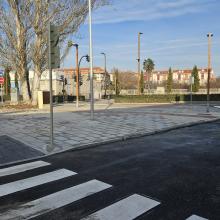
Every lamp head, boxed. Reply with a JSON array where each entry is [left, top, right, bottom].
[[207, 33, 213, 37], [68, 40, 78, 47]]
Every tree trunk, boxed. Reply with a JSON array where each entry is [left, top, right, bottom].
[[25, 70, 32, 100], [31, 68, 41, 106], [20, 79, 31, 103]]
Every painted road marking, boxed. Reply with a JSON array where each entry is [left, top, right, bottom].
[[0, 161, 50, 177], [82, 194, 160, 220], [0, 179, 112, 220], [0, 169, 76, 197], [186, 215, 208, 220]]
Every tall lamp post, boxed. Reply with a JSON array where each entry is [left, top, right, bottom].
[[207, 33, 213, 113], [101, 52, 107, 97], [137, 32, 143, 95], [68, 41, 79, 108], [88, 0, 94, 120]]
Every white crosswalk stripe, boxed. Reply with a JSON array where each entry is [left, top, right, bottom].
[[82, 194, 160, 220], [0, 179, 112, 220], [186, 215, 208, 220], [0, 169, 76, 197], [0, 161, 50, 177], [0, 162, 211, 219]]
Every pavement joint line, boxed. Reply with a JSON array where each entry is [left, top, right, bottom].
[[0, 117, 219, 169]]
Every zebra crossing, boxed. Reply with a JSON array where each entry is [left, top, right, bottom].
[[0, 160, 209, 219]]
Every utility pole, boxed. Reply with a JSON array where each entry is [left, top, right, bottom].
[[207, 33, 213, 113], [137, 32, 143, 95], [89, 0, 94, 120], [75, 44, 79, 108]]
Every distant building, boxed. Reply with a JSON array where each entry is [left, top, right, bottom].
[[144, 68, 215, 85], [27, 67, 107, 99], [56, 67, 108, 99], [58, 67, 106, 82]]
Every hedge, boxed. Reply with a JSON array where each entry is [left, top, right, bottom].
[[0, 95, 23, 102], [53, 95, 85, 103], [114, 94, 220, 103]]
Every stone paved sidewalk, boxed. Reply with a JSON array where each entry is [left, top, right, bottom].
[[0, 104, 219, 156]]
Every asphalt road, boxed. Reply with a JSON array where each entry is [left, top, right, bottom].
[[0, 135, 43, 164], [0, 120, 220, 219]]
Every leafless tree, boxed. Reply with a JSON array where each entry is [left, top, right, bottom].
[[0, 1, 32, 101], [0, 0, 109, 104]]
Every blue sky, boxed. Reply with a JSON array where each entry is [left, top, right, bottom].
[[63, 0, 220, 75]]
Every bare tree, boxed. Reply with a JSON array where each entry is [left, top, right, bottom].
[[0, 0, 109, 104], [0, 0, 32, 101], [28, 0, 109, 104]]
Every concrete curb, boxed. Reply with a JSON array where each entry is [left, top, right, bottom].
[[0, 118, 219, 168]]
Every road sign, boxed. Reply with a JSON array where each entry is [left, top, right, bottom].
[[49, 25, 60, 69], [189, 76, 194, 85], [0, 77, 4, 84]]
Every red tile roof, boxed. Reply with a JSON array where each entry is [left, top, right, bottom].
[[57, 67, 104, 75]]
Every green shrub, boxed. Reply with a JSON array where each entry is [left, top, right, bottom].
[[113, 94, 220, 103]]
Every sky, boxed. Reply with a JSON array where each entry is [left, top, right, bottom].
[[63, 0, 220, 76]]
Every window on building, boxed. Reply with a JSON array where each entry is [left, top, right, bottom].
[[178, 74, 181, 80], [157, 75, 160, 81], [201, 73, 204, 80]]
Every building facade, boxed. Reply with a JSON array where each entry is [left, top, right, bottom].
[[56, 67, 107, 99], [145, 68, 215, 85]]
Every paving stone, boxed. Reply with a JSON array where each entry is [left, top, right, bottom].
[[0, 104, 218, 158]]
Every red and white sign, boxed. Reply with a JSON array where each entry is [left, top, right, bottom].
[[0, 77, 4, 84]]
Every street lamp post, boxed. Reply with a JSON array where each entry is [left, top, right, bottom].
[[101, 52, 107, 98], [75, 44, 79, 108], [137, 32, 143, 95], [88, 0, 94, 120], [207, 33, 213, 113]]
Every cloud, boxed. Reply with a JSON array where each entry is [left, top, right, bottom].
[[92, 0, 218, 24]]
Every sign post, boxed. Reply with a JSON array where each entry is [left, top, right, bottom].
[[190, 76, 194, 105], [47, 23, 60, 152], [0, 70, 4, 104], [0, 84, 3, 105]]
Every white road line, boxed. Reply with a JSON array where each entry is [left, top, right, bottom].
[[0, 161, 50, 177], [186, 215, 208, 220], [82, 194, 160, 220], [0, 179, 112, 220], [0, 169, 76, 197]]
